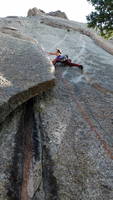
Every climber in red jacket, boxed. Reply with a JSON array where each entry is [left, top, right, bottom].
[[48, 48, 83, 71]]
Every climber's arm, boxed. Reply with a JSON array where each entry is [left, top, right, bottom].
[[48, 52, 57, 55]]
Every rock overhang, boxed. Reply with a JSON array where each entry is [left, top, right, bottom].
[[0, 30, 55, 123]]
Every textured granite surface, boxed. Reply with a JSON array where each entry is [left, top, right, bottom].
[[0, 28, 55, 123]]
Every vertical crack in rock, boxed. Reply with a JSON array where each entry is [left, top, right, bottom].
[[32, 111, 42, 162], [7, 99, 34, 200], [20, 99, 33, 200], [7, 95, 58, 200]]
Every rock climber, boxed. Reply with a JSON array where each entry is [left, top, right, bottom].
[[48, 48, 83, 71]]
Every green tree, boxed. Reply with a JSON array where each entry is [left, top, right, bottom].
[[86, 0, 113, 38]]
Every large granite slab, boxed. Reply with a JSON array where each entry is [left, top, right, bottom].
[[0, 30, 55, 123]]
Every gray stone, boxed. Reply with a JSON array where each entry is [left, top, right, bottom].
[[0, 27, 55, 123], [0, 107, 23, 200], [27, 7, 45, 17], [47, 10, 68, 19]]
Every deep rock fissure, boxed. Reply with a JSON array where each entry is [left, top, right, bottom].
[[7, 99, 34, 200], [7, 96, 58, 200]]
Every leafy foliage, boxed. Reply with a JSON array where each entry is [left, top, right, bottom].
[[86, 0, 113, 38]]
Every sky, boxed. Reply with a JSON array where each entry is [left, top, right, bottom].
[[0, 0, 94, 23]]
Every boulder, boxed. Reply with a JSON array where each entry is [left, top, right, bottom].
[[27, 7, 45, 17], [47, 10, 68, 19]]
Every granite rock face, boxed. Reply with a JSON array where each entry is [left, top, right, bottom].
[[0, 15, 113, 200], [0, 26, 55, 123]]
